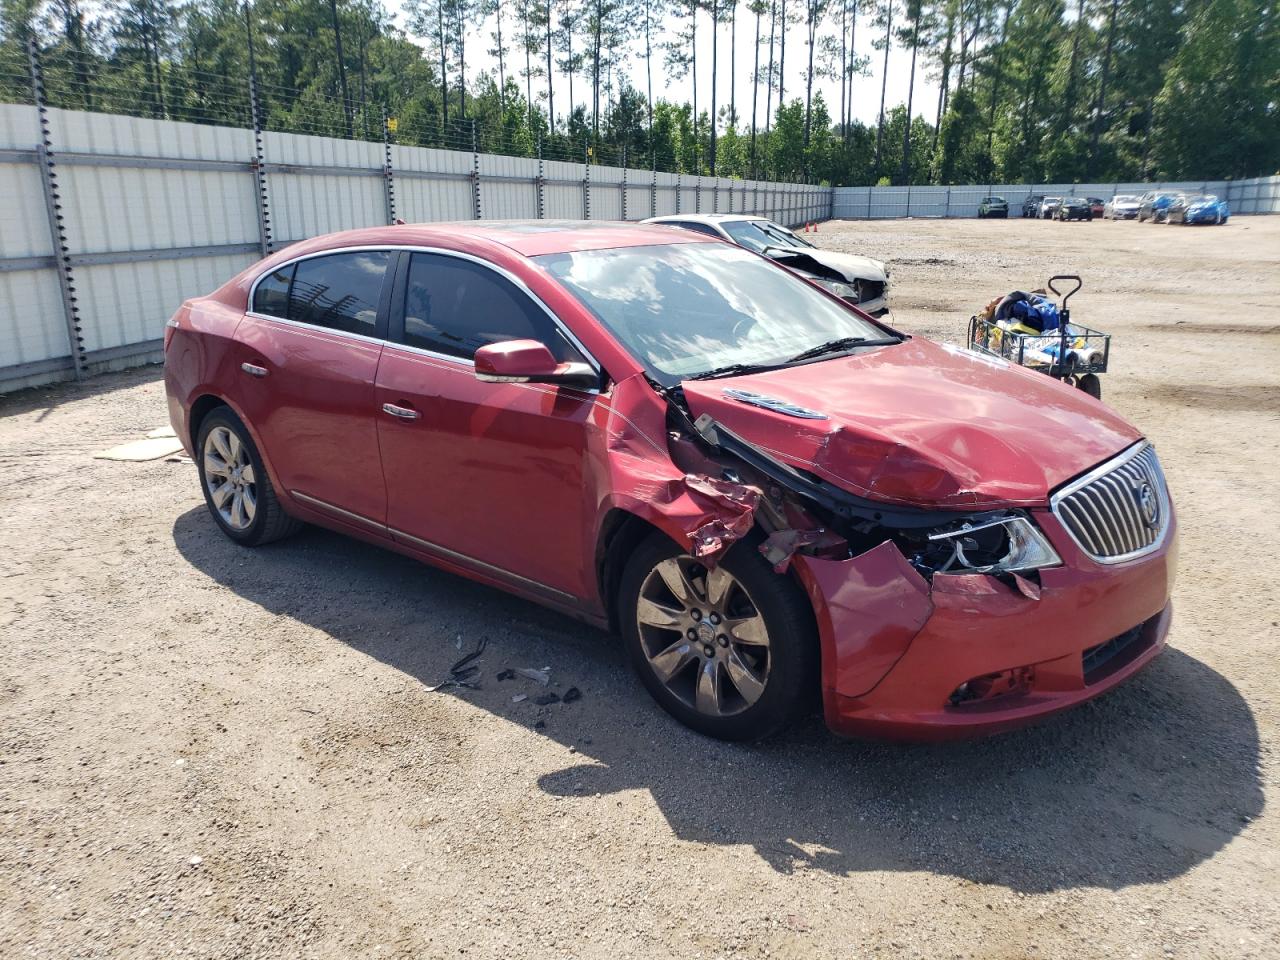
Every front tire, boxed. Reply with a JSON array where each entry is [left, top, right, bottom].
[[619, 532, 818, 741], [196, 406, 301, 546], [1077, 373, 1102, 399]]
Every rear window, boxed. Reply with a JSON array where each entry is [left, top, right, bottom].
[[287, 251, 390, 337], [252, 265, 293, 318]]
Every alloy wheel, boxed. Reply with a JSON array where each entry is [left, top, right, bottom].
[[635, 556, 771, 718], [203, 425, 257, 531]]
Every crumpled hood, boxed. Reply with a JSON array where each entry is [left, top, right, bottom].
[[680, 337, 1142, 509], [776, 247, 888, 283]]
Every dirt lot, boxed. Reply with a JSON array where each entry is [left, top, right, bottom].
[[2, 216, 1278, 959]]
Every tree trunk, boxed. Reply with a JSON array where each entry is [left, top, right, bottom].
[[751, 3, 762, 175], [874, 2, 892, 169], [900, 5, 920, 184], [730, 1, 737, 128], [711, 0, 719, 172], [803, 0, 817, 146], [765, 0, 776, 130], [1087, 0, 1120, 177], [1062, 0, 1084, 133], [984, 2, 1011, 179], [329, 0, 352, 136], [778, 0, 787, 106], [545, 0, 554, 130], [932, 8, 954, 156], [440, 7, 450, 129]]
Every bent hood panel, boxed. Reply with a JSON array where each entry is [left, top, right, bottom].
[[681, 338, 1142, 508], [777, 248, 887, 282]]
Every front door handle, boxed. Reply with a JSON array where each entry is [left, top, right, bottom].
[[381, 402, 420, 420], [240, 362, 268, 378]]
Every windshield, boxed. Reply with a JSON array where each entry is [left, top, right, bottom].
[[984, 197, 1005, 203], [722, 218, 814, 252], [536, 243, 890, 386]]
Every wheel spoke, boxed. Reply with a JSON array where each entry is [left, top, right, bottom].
[[204, 454, 229, 479], [240, 463, 256, 485], [228, 430, 244, 466], [655, 558, 697, 606], [231, 490, 245, 527], [726, 614, 769, 647], [695, 659, 723, 716], [210, 428, 233, 463], [636, 597, 685, 630], [210, 479, 234, 508], [241, 486, 257, 523], [724, 648, 766, 706], [704, 566, 734, 608], [648, 638, 697, 684]]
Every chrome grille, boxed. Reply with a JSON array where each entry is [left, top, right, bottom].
[[1051, 443, 1170, 563]]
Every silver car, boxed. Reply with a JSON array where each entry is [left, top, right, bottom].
[[641, 214, 890, 314]]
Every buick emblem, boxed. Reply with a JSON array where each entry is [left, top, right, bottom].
[[1137, 482, 1160, 528]]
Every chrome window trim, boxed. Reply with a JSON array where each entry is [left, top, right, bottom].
[[1049, 441, 1171, 565], [244, 310, 386, 348], [246, 243, 603, 378]]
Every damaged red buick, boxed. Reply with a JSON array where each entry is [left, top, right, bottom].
[[165, 221, 1176, 742]]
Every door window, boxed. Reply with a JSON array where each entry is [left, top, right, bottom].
[[287, 251, 391, 337], [400, 253, 582, 362]]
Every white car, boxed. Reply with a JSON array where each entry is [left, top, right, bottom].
[[1104, 195, 1141, 220], [641, 214, 890, 314]]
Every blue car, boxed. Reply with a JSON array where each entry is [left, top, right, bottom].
[[1167, 194, 1230, 225], [1137, 191, 1178, 222]]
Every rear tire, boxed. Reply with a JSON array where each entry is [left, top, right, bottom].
[[619, 532, 818, 742], [196, 406, 302, 546]]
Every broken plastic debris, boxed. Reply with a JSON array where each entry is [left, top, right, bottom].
[[515, 667, 551, 686], [534, 693, 561, 706], [562, 687, 582, 703], [425, 637, 489, 692], [512, 693, 528, 703]]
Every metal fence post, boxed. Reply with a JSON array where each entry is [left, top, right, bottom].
[[620, 146, 628, 220], [536, 137, 546, 219], [945, 186, 951, 218], [382, 108, 396, 225], [247, 70, 273, 255], [695, 176, 702, 213], [675, 172, 681, 213], [470, 120, 481, 219], [28, 39, 88, 380], [582, 143, 591, 219], [650, 165, 657, 218]]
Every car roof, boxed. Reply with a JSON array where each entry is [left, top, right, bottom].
[[269, 220, 715, 259]]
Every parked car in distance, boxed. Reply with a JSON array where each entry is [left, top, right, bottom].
[[1055, 197, 1094, 221], [978, 196, 1009, 218], [1087, 197, 1106, 218], [1021, 195, 1045, 218], [642, 213, 889, 314], [1040, 197, 1064, 219], [1138, 192, 1178, 223], [1166, 194, 1230, 225], [1104, 195, 1141, 219], [165, 221, 1176, 743]]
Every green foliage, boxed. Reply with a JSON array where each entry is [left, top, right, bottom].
[[3, 0, 1276, 183]]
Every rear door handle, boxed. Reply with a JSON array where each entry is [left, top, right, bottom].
[[381, 402, 420, 420], [240, 362, 268, 378]]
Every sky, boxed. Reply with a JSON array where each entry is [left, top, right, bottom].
[[384, 2, 940, 132]]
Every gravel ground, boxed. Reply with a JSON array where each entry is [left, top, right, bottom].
[[1, 216, 1277, 959]]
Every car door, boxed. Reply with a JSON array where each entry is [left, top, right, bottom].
[[373, 250, 600, 600], [233, 249, 394, 533]]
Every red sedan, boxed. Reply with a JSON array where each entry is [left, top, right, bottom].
[[164, 222, 1176, 741]]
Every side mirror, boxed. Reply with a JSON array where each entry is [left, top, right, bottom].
[[474, 339, 600, 390]]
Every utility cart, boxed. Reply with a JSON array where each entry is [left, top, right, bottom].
[[966, 275, 1111, 399]]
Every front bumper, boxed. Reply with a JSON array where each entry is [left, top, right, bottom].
[[794, 509, 1177, 740], [1113, 209, 1139, 219], [1184, 211, 1222, 224]]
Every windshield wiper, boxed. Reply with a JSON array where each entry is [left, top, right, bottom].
[[786, 336, 897, 363], [686, 361, 787, 381]]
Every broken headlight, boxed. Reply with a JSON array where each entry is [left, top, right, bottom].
[[915, 513, 1061, 574], [812, 278, 860, 300]]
